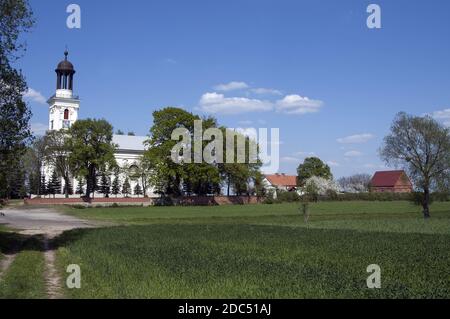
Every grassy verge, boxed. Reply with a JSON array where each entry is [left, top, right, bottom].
[[56, 224, 450, 299], [65, 201, 450, 221], [64, 201, 450, 234], [0, 235, 46, 299], [0, 251, 46, 299]]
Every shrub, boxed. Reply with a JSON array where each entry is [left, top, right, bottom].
[[432, 192, 450, 202], [276, 191, 300, 203], [154, 196, 175, 206], [325, 189, 338, 201]]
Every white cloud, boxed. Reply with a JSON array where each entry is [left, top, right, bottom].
[[23, 88, 46, 104], [198, 92, 273, 115], [344, 150, 363, 157], [31, 123, 48, 136], [250, 88, 283, 96], [327, 161, 340, 167], [214, 81, 249, 92], [337, 133, 375, 144], [276, 95, 323, 115], [431, 108, 450, 127]]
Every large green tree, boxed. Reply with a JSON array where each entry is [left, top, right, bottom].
[[43, 130, 73, 198], [144, 107, 262, 197], [380, 112, 450, 218], [67, 119, 117, 199], [218, 127, 262, 196], [23, 136, 46, 196], [297, 157, 333, 186], [0, 0, 34, 199], [144, 107, 201, 196]]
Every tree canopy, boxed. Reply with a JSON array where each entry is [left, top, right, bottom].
[[0, 0, 34, 198], [144, 107, 262, 197], [67, 119, 117, 198], [380, 112, 450, 218], [297, 157, 333, 185]]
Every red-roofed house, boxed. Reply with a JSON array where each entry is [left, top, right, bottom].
[[264, 174, 298, 192], [370, 170, 413, 193]]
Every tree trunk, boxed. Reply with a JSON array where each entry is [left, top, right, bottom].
[[142, 177, 147, 197], [85, 174, 92, 199], [64, 176, 70, 199], [422, 187, 431, 219], [85, 165, 95, 199]]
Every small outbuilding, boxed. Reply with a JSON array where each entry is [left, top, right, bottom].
[[370, 170, 413, 193]]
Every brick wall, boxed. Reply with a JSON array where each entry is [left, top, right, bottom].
[[24, 196, 261, 206]]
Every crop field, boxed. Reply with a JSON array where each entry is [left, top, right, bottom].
[[55, 201, 450, 299]]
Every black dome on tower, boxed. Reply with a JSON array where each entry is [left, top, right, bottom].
[[55, 50, 76, 90], [56, 50, 75, 73]]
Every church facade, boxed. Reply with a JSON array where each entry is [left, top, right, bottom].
[[41, 51, 156, 198]]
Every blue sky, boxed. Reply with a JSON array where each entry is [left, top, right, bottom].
[[17, 0, 450, 178]]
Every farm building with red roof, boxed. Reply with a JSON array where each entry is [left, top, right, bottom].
[[370, 170, 413, 193], [264, 174, 298, 192]]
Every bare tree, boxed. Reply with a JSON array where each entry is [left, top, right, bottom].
[[380, 112, 450, 218]]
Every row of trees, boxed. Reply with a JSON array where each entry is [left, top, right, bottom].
[[23, 107, 265, 199], [0, 0, 34, 199], [144, 107, 264, 197], [23, 119, 117, 199], [36, 172, 145, 198]]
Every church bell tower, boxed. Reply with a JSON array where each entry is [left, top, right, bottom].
[[48, 50, 80, 131]]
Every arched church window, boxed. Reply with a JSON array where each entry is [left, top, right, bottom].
[[64, 109, 69, 120]]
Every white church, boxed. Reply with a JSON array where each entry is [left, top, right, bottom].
[[43, 51, 156, 198]]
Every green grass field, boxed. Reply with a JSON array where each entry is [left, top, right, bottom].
[[56, 201, 450, 299], [0, 232, 47, 299], [0, 251, 47, 299]]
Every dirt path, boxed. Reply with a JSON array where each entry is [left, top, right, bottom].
[[43, 237, 63, 299], [0, 206, 96, 298], [0, 206, 95, 237]]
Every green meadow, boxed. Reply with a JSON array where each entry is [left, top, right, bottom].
[[55, 201, 450, 299]]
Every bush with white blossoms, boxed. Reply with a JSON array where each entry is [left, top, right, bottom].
[[304, 176, 340, 196]]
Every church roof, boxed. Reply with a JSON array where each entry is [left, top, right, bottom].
[[113, 134, 147, 152]]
